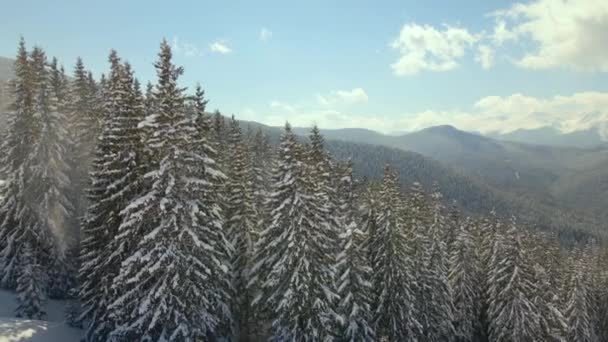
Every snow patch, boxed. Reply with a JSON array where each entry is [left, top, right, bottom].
[[0, 289, 82, 341]]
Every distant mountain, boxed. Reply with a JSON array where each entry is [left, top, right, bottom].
[[0, 57, 13, 118], [236, 120, 606, 240], [0, 56, 13, 81], [293, 127, 387, 146], [306, 124, 608, 193], [490, 125, 606, 148], [267, 123, 608, 237]]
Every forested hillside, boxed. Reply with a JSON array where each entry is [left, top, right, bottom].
[[1, 38, 608, 342]]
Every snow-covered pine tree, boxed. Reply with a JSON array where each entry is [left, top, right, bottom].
[[1, 44, 69, 294], [304, 125, 341, 329], [250, 128, 273, 219], [448, 216, 482, 342], [474, 210, 502, 339], [212, 109, 227, 152], [15, 242, 47, 320], [224, 115, 257, 340], [67, 57, 100, 233], [487, 216, 541, 342], [66, 287, 83, 328], [534, 263, 568, 342], [0, 38, 35, 290], [335, 160, 375, 341], [360, 181, 381, 272], [581, 242, 605, 340], [565, 250, 596, 342], [108, 40, 231, 341], [250, 123, 338, 341], [370, 165, 421, 340], [188, 83, 234, 341], [70, 57, 102, 165], [44, 57, 75, 299], [78, 51, 143, 341], [414, 186, 456, 341]]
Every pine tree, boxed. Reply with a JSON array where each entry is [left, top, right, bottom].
[[225, 115, 257, 340], [487, 216, 541, 342], [43, 57, 74, 299], [66, 287, 83, 328], [0, 38, 34, 290], [370, 166, 421, 340], [565, 252, 595, 342], [78, 51, 143, 341], [360, 182, 381, 272], [250, 123, 338, 341], [448, 216, 481, 342], [108, 40, 231, 341], [475, 210, 502, 339], [534, 263, 568, 342], [15, 242, 47, 320], [415, 187, 455, 341], [67, 57, 100, 240], [250, 128, 273, 220], [0, 42, 68, 294], [335, 161, 375, 341]]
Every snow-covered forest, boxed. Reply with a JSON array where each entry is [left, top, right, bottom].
[[1, 38, 608, 341]]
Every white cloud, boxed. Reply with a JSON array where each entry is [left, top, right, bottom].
[[317, 88, 369, 106], [390, 23, 479, 76], [260, 28, 273, 41], [172, 36, 204, 58], [261, 108, 392, 131], [493, 0, 608, 71], [210, 41, 232, 54], [400, 92, 608, 134], [475, 45, 494, 69], [269, 100, 296, 113], [491, 20, 518, 45], [240, 107, 258, 121], [248, 91, 608, 136]]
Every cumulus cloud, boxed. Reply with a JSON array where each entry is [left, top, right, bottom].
[[251, 92, 608, 136], [390, 23, 479, 76], [260, 28, 273, 41], [493, 0, 608, 71], [400, 92, 608, 134], [210, 41, 232, 54], [317, 88, 369, 106], [172, 36, 204, 58], [388, 0, 608, 73]]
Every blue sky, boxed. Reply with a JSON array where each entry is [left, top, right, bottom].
[[2, 0, 608, 134]]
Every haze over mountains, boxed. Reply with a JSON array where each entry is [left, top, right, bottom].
[[1, 55, 608, 240]]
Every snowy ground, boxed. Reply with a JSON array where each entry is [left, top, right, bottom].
[[0, 289, 82, 342]]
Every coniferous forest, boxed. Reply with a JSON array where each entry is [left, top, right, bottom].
[[2, 38, 608, 342]]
